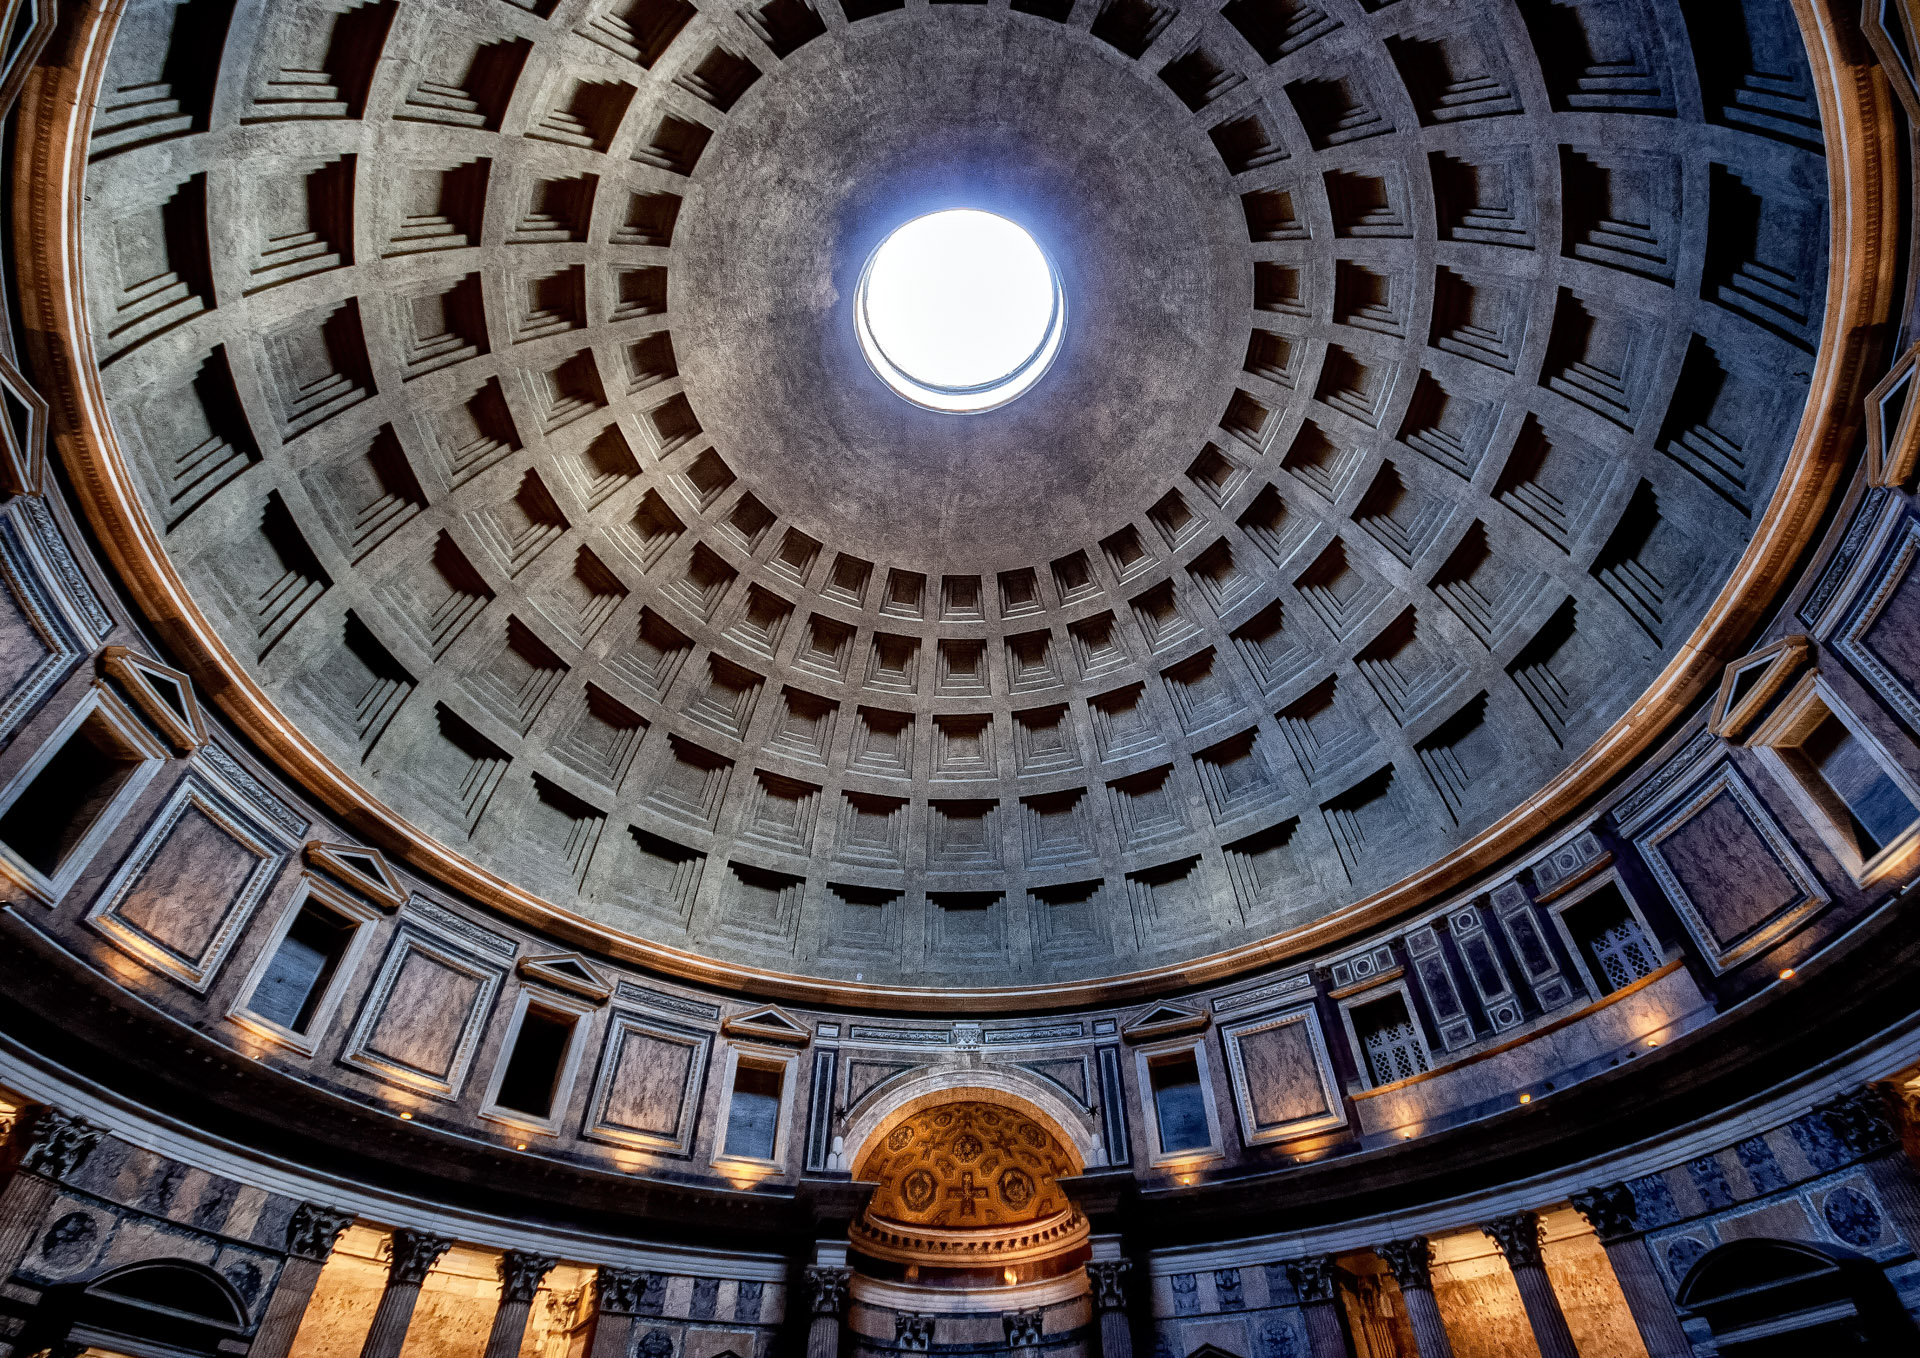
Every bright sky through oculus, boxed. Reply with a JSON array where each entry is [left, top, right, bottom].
[[855, 209, 1065, 413]]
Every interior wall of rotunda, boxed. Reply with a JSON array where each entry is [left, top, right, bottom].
[[5, 0, 1920, 1354]]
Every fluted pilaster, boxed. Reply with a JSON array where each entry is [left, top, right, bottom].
[[252, 1204, 355, 1358], [1088, 1259, 1133, 1358], [1285, 1255, 1348, 1358], [804, 1265, 851, 1358], [483, 1251, 559, 1358]]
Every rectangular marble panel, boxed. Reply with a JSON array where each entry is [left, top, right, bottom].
[[1836, 516, 1920, 729], [1241, 1021, 1330, 1127], [87, 777, 290, 990], [1220, 1005, 1345, 1144], [585, 1012, 711, 1154], [342, 929, 503, 1098], [1634, 762, 1828, 971]]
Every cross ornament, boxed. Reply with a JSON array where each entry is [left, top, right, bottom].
[[945, 1171, 989, 1217]]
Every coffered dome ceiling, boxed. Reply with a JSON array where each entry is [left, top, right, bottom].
[[71, 0, 1838, 996]]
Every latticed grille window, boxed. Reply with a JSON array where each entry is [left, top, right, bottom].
[[1352, 994, 1429, 1086], [1565, 883, 1663, 995], [1590, 917, 1660, 990]]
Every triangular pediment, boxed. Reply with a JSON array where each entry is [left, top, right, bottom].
[[721, 1003, 811, 1046], [304, 841, 406, 911], [100, 645, 205, 752], [1709, 635, 1812, 741], [518, 951, 613, 1002], [1122, 1000, 1209, 1043]]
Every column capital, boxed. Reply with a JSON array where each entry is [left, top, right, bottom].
[[387, 1229, 454, 1285], [1569, 1183, 1640, 1242], [498, 1251, 559, 1305], [1814, 1084, 1903, 1157], [1374, 1237, 1433, 1291], [1286, 1253, 1339, 1304], [805, 1265, 852, 1317], [597, 1267, 648, 1316], [895, 1314, 933, 1352], [1087, 1260, 1132, 1312], [1481, 1212, 1544, 1268], [1003, 1308, 1044, 1349], [6, 1105, 104, 1183], [286, 1203, 355, 1262]]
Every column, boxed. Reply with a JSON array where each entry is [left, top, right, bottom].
[[803, 1265, 851, 1358], [358, 1228, 454, 1358], [1285, 1256, 1348, 1358], [0, 1107, 103, 1283], [1816, 1084, 1920, 1249], [1480, 1213, 1577, 1358], [588, 1267, 647, 1358], [1088, 1259, 1133, 1358], [1375, 1238, 1453, 1358], [252, 1203, 355, 1358], [1569, 1184, 1689, 1358], [483, 1250, 559, 1358]]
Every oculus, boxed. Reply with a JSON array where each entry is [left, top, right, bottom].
[[854, 210, 1065, 413]]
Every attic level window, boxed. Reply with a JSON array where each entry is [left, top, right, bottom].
[[246, 903, 357, 1033], [722, 1061, 785, 1160], [0, 716, 144, 879], [855, 209, 1065, 413], [1147, 1050, 1211, 1152], [1561, 884, 1660, 994], [1755, 680, 1920, 883], [1784, 712, 1919, 859], [1351, 992, 1429, 1086], [494, 1006, 577, 1119]]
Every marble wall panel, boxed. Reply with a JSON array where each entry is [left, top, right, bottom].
[[86, 775, 291, 989]]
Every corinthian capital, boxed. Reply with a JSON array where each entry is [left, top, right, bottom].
[[1087, 1259, 1132, 1312], [1481, 1212, 1545, 1268], [10, 1106, 103, 1183], [285, 1203, 355, 1262], [1286, 1254, 1338, 1304], [1374, 1237, 1433, 1291], [805, 1265, 851, 1317], [498, 1251, 560, 1304], [387, 1228, 455, 1285]]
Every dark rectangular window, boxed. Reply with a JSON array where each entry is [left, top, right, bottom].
[[1790, 713, 1919, 857], [0, 714, 144, 877], [246, 904, 357, 1032], [494, 1007, 576, 1118], [1148, 1051, 1211, 1152], [722, 1062, 784, 1160]]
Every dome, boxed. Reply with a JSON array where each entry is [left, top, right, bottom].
[[53, 0, 1839, 999]]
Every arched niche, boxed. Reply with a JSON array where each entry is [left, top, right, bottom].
[[1676, 1236, 1920, 1353], [19, 1258, 251, 1358], [841, 1069, 1104, 1173]]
